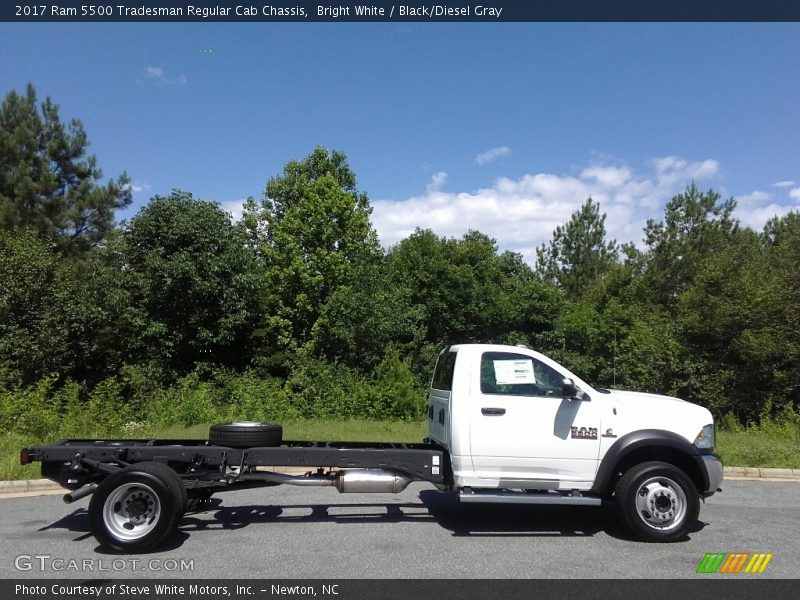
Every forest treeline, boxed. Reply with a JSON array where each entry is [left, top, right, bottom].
[[2, 84, 798, 433]]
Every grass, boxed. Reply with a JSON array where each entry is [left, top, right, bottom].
[[4, 419, 798, 482], [1, 433, 35, 482], [717, 429, 800, 469]]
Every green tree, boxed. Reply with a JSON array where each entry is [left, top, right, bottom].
[[673, 211, 800, 420], [0, 228, 111, 386], [0, 83, 131, 254], [615, 311, 684, 395], [545, 249, 683, 394], [310, 261, 425, 372], [764, 210, 800, 247], [535, 198, 619, 295], [765, 212, 800, 411], [675, 228, 781, 419], [388, 228, 561, 381], [368, 349, 426, 419], [643, 183, 737, 308], [244, 147, 383, 367], [117, 191, 261, 374], [0, 229, 71, 385]]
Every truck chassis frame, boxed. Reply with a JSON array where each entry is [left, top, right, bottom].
[[26, 438, 450, 496]]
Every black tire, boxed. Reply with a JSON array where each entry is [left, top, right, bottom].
[[615, 460, 700, 543], [209, 421, 282, 448], [89, 462, 185, 552]]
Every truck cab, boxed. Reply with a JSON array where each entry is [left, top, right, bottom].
[[428, 344, 723, 542]]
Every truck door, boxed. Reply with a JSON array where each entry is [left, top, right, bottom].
[[469, 350, 601, 486], [428, 348, 457, 447]]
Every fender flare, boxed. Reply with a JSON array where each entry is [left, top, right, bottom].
[[591, 429, 707, 494]]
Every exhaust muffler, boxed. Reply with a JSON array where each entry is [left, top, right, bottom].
[[63, 483, 97, 504], [249, 468, 413, 494], [334, 469, 413, 493]]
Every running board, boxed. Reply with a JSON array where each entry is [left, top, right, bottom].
[[459, 489, 602, 506]]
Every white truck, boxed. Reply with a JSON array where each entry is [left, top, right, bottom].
[[427, 344, 722, 542], [22, 343, 722, 551]]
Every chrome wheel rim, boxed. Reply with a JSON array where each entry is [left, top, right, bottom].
[[103, 482, 161, 541], [634, 476, 687, 531]]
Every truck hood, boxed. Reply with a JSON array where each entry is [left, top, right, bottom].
[[601, 389, 713, 443], [602, 389, 687, 406]]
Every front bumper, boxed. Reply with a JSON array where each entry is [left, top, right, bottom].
[[697, 453, 723, 496]]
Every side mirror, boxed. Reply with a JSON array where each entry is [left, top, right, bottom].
[[562, 378, 590, 401]]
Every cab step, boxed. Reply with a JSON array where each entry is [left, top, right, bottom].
[[459, 489, 602, 506]]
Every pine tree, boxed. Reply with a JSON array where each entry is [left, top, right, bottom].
[[0, 83, 131, 254], [535, 198, 619, 295]]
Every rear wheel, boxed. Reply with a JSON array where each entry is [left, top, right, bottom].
[[615, 461, 699, 542], [209, 421, 283, 448], [89, 462, 185, 552]]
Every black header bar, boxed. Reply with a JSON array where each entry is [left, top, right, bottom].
[[2, 579, 799, 600], [3, 1, 800, 23]]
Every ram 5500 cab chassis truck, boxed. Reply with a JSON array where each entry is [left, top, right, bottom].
[[22, 344, 722, 551]]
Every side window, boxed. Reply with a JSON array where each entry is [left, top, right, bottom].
[[431, 349, 457, 391], [480, 352, 564, 398]]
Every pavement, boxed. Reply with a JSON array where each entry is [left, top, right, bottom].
[[0, 479, 797, 578]]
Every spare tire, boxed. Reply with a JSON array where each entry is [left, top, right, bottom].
[[209, 422, 283, 448]]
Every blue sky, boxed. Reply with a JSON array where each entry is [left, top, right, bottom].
[[1, 23, 798, 262]]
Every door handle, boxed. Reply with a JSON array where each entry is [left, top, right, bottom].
[[481, 407, 506, 416]]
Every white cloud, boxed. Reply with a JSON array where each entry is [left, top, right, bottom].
[[144, 66, 187, 85], [773, 181, 795, 188], [122, 182, 151, 194], [221, 199, 246, 221], [652, 156, 720, 186], [731, 188, 800, 229], [737, 190, 770, 205], [475, 146, 511, 166], [736, 203, 796, 229], [580, 165, 633, 188], [372, 155, 729, 266], [732, 190, 781, 228], [427, 171, 448, 193]]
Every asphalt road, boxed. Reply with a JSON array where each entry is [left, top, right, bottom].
[[0, 480, 797, 579]]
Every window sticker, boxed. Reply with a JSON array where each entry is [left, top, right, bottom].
[[493, 359, 536, 385]]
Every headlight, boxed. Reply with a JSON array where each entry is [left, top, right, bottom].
[[694, 423, 715, 450]]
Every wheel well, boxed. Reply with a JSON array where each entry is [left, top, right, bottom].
[[605, 446, 704, 496]]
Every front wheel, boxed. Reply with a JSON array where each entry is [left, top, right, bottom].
[[89, 462, 185, 552], [615, 461, 700, 542]]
